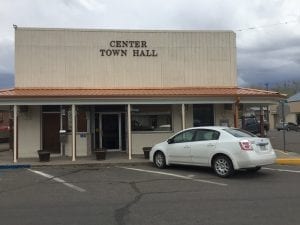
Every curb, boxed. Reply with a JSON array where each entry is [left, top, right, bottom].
[[30, 161, 152, 169], [276, 158, 300, 165], [0, 164, 31, 170]]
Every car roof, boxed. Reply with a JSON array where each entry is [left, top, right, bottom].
[[185, 126, 231, 131]]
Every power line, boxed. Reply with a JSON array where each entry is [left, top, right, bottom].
[[236, 19, 299, 32]]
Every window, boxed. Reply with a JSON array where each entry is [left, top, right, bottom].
[[224, 128, 255, 137], [194, 129, 220, 141], [173, 130, 196, 143], [193, 104, 214, 126], [0, 112, 3, 122], [62, 106, 87, 132], [132, 105, 172, 132]]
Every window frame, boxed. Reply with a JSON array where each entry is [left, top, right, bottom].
[[131, 105, 173, 133]]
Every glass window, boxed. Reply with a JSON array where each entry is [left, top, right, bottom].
[[194, 129, 220, 141], [62, 106, 87, 132], [173, 130, 196, 143], [223, 128, 255, 137], [193, 104, 214, 126], [132, 105, 172, 132]]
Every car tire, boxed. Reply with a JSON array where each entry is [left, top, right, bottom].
[[213, 155, 234, 178], [246, 166, 261, 172], [154, 151, 166, 169]]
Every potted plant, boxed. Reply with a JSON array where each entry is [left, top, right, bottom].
[[94, 148, 106, 160], [142, 147, 152, 159], [37, 150, 50, 162]]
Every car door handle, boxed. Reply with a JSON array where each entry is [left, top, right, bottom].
[[184, 145, 191, 149], [207, 144, 215, 147]]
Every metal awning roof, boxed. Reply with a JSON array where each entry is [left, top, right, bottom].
[[0, 87, 286, 105]]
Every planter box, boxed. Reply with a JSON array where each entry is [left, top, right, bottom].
[[143, 147, 152, 159], [37, 150, 50, 162]]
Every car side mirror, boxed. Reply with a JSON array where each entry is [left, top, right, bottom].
[[167, 138, 173, 144]]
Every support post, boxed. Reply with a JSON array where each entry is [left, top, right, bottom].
[[127, 104, 132, 160], [260, 105, 265, 137], [234, 98, 240, 128], [182, 104, 186, 129], [72, 104, 76, 161], [13, 105, 18, 163]]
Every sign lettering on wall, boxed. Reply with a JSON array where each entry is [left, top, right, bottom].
[[99, 40, 158, 57]]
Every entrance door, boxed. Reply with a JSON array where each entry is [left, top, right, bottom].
[[42, 113, 60, 153], [100, 114, 121, 150]]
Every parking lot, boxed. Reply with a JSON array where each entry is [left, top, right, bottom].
[[1, 164, 300, 225], [268, 130, 300, 153]]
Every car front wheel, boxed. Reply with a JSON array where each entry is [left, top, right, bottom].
[[154, 151, 166, 169], [213, 155, 234, 178]]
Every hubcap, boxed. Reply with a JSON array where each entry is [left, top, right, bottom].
[[155, 153, 164, 167], [215, 158, 229, 176]]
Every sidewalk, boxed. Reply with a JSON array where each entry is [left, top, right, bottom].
[[1, 148, 300, 168], [0, 150, 151, 168]]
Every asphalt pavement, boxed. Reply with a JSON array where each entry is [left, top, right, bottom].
[[0, 164, 300, 225]]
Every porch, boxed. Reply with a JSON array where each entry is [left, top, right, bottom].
[[0, 146, 149, 167], [0, 87, 286, 164]]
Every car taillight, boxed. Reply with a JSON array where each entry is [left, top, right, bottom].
[[239, 140, 253, 151]]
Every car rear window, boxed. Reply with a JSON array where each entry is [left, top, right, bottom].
[[223, 128, 256, 137]]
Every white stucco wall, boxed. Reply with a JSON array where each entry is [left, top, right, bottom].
[[64, 133, 90, 157], [18, 106, 41, 158]]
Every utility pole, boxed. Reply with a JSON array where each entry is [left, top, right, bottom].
[[265, 83, 269, 123], [280, 100, 286, 152]]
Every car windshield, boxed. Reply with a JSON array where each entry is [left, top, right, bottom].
[[223, 128, 256, 137]]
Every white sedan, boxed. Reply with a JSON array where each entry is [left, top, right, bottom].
[[149, 126, 276, 178]]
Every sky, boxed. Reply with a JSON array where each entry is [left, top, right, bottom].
[[0, 0, 300, 89]]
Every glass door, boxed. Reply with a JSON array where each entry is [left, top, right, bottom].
[[100, 113, 121, 150]]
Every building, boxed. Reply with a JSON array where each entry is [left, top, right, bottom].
[[0, 27, 285, 162], [269, 92, 300, 128]]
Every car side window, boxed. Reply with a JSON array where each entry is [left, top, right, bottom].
[[172, 130, 195, 143], [194, 129, 220, 141]]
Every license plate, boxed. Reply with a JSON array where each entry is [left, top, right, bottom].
[[260, 145, 267, 151]]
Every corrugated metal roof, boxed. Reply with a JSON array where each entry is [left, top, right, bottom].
[[0, 87, 286, 98], [288, 92, 300, 102]]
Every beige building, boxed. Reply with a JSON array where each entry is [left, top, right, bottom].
[[269, 92, 300, 128], [0, 27, 284, 162]]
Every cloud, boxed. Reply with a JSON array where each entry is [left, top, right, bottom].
[[0, 0, 300, 89]]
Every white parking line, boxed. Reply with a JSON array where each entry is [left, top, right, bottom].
[[28, 169, 86, 192], [264, 167, 300, 173], [118, 167, 228, 186]]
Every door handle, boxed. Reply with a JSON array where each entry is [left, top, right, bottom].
[[184, 145, 191, 149], [207, 143, 215, 147]]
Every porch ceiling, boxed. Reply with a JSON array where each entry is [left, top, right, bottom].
[[0, 87, 286, 105]]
